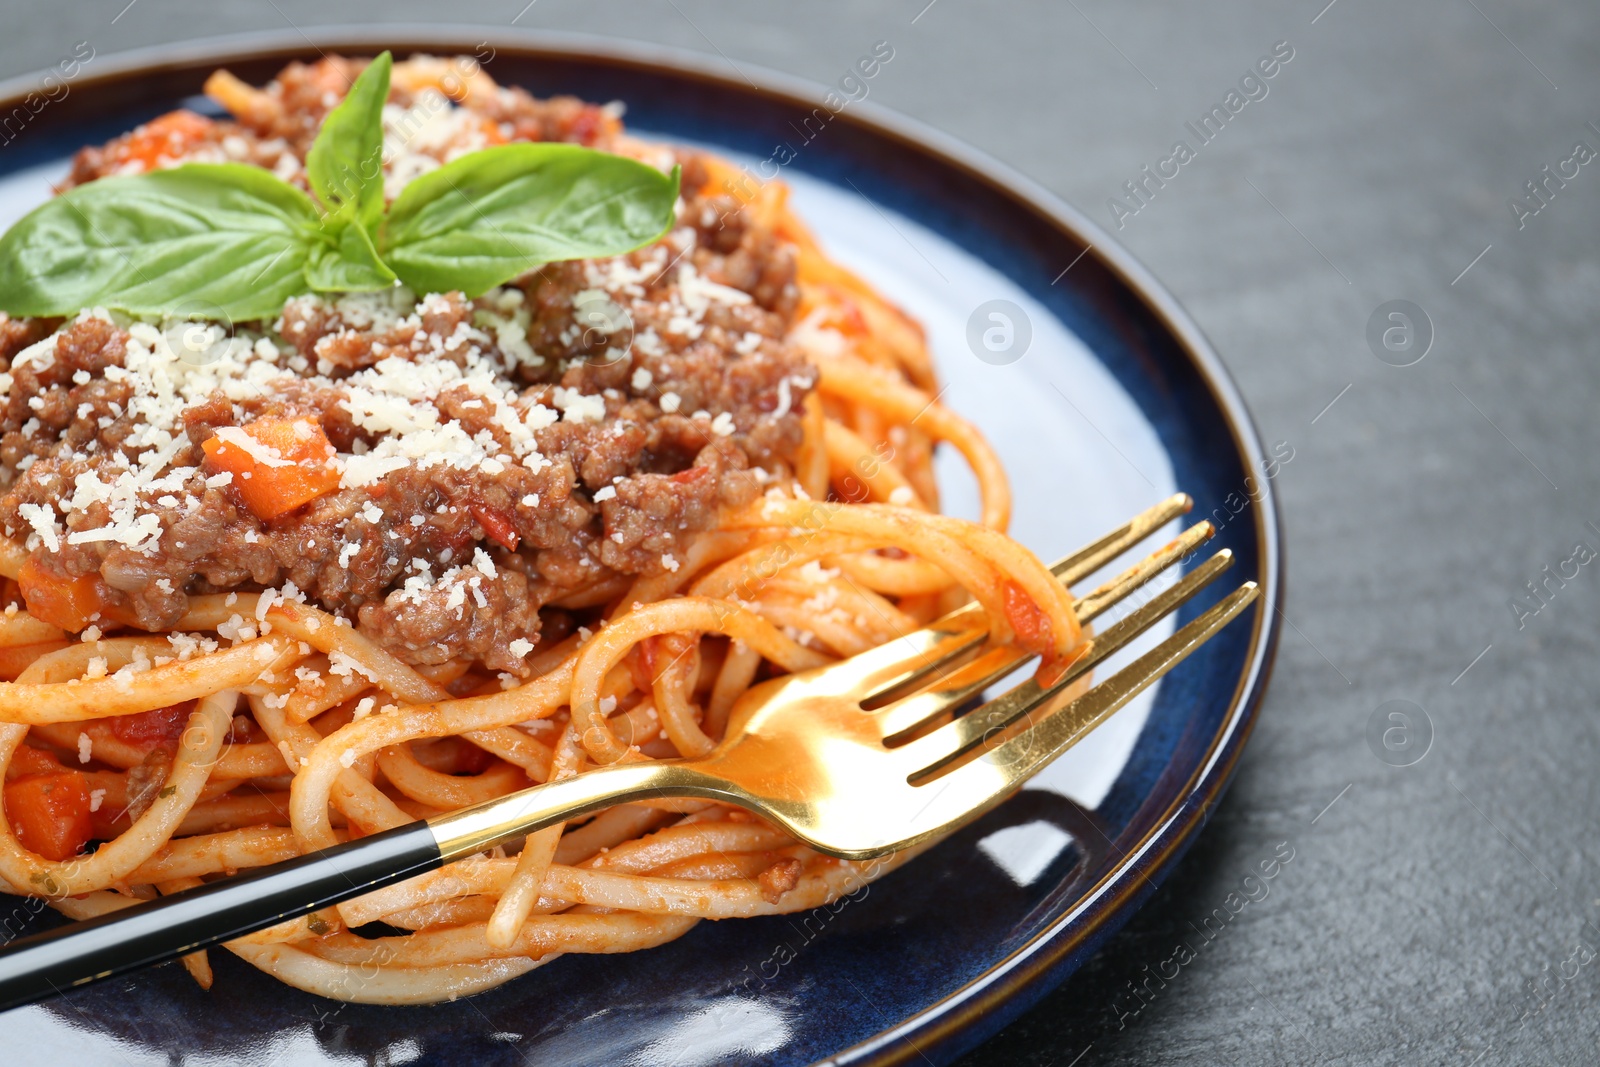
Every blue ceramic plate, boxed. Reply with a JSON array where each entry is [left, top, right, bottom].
[[0, 29, 1282, 1066]]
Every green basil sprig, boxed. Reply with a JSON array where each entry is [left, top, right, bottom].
[[306, 50, 390, 230], [0, 51, 680, 321]]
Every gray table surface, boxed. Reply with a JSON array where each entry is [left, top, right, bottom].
[[3, 2, 1596, 1064]]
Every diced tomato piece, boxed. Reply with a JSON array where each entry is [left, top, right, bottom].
[[569, 110, 600, 145], [305, 58, 357, 97], [414, 737, 494, 776], [670, 466, 708, 484], [1002, 581, 1053, 660], [1003, 580, 1081, 687], [454, 743, 493, 776], [5, 771, 93, 861], [201, 418, 341, 521], [109, 703, 194, 750], [824, 295, 870, 337], [470, 504, 519, 551], [87, 799, 128, 842], [18, 557, 107, 633], [629, 636, 659, 693]]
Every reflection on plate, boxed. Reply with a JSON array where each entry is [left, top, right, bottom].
[[0, 29, 1281, 1066]]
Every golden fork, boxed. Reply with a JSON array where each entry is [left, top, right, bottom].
[[0, 493, 1257, 1008]]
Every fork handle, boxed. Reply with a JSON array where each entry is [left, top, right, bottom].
[[0, 820, 441, 1013], [0, 760, 698, 1012]]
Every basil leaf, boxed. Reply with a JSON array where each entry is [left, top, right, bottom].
[[0, 163, 319, 321], [381, 144, 680, 297], [305, 51, 391, 226], [305, 209, 398, 292]]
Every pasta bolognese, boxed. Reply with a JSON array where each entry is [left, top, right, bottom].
[[0, 53, 1082, 1003]]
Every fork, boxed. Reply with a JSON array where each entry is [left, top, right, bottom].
[[0, 493, 1257, 1010]]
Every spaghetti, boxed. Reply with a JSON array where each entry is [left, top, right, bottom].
[[0, 55, 1083, 1003]]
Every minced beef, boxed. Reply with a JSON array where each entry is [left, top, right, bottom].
[[66, 55, 623, 191], [0, 56, 813, 675]]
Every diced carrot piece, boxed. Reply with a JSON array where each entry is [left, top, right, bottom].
[[5, 753, 121, 838], [697, 155, 790, 227], [203, 69, 281, 129], [18, 557, 107, 633], [5, 771, 93, 861], [698, 155, 755, 203], [477, 115, 507, 146], [109, 110, 216, 173], [5, 745, 67, 781], [201, 418, 341, 521], [0, 639, 70, 681]]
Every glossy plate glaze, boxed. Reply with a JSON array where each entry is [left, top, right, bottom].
[[0, 29, 1283, 1066]]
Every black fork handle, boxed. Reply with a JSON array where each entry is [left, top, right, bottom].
[[0, 759, 679, 1012], [0, 821, 441, 1013]]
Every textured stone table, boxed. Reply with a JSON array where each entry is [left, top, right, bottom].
[[5, 3, 1596, 1063]]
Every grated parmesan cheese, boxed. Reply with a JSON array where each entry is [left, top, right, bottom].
[[17, 503, 61, 552], [551, 386, 606, 424], [0, 162, 785, 646], [328, 650, 377, 681], [212, 425, 291, 467]]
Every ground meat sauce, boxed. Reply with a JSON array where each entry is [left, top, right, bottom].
[[0, 57, 814, 675], [66, 55, 621, 190]]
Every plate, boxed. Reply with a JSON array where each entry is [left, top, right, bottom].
[[0, 29, 1283, 1066]]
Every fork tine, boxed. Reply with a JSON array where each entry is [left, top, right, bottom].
[[1074, 520, 1214, 624], [909, 582, 1259, 802], [874, 520, 1218, 740], [875, 642, 1030, 740], [895, 549, 1236, 770], [858, 495, 1195, 706], [1050, 492, 1192, 586]]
